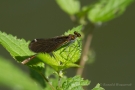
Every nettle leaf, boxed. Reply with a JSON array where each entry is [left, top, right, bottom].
[[0, 31, 44, 70], [88, 0, 134, 23], [37, 25, 82, 71], [0, 31, 32, 57], [58, 25, 82, 63], [0, 56, 42, 90], [62, 76, 90, 90], [56, 0, 80, 15], [92, 83, 105, 90]]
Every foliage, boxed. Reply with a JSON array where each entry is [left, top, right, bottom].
[[0, 26, 90, 90], [0, 56, 42, 90], [56, 0, 133, 24], [0, 0, 134, 90]]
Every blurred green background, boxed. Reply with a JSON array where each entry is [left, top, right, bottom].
[[0, 0, 135, 90]]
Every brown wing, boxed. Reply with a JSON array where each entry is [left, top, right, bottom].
[[29, 36, 70, 53]]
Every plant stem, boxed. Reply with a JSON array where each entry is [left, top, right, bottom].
[[40, 72, 56, 90], [76, 33, 93, 76]]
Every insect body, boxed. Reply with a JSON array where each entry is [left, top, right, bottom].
[[21, 31, 81, 64]]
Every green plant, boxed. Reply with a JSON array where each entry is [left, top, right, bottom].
[[0, 26, 91, 90], [56, 0, 133, 77], [0, 0, 133, 90]]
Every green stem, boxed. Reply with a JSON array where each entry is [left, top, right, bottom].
[[39, 72, 56, 90]]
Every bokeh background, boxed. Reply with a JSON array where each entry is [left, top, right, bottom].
[[0, 0, 135, 90]]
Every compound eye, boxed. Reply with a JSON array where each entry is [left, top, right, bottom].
[[74, 31, 81, 37]]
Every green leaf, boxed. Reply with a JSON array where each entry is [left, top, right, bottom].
[[0, 31, 33, 57], [56, 25, 82, 63], [0, 31, 44, 70], [37, 25, 82, 71], [92, 83, 105, 90], [88, 0, 134, 23], [62, 76, 90, 90], [0, 56, 42, 90], [56, 0, 80, 15]]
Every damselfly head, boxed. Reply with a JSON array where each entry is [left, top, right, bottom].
[[74, 31, 81, 37]]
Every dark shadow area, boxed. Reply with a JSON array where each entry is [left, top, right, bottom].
[[15, 55, 46, 88]]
